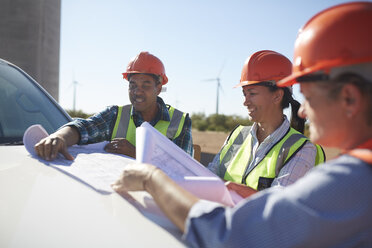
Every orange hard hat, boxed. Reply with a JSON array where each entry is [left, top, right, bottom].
[[122, 51, 168, 85], [278, 1, 372, 87], [235, 50, 292, 88]]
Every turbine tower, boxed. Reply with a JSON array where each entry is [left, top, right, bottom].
[[203, 77, 222, 115], [67, 72, 80, 112], [72, 80, 78, 111], [203, 61, 225, 115]]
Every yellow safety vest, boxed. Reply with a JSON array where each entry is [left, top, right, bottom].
[[218, 125, 325, 191], [111, 104, 186, 146]]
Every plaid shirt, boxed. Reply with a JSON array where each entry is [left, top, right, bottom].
[[64, 97, 193, 156]]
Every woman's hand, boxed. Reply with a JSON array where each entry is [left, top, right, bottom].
[[225, 181, 257, 198]]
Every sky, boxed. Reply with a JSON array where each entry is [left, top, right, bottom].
[[59, 0, 362, 118]]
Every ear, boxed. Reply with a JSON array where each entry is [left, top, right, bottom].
[[156, 83, 162, 95], [273, 88, 284, 105], [341, 84, 362, 118]]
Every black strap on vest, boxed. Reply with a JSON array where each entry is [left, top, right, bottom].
[[242, 127, 307, 185], [274, 134, 308, 176]]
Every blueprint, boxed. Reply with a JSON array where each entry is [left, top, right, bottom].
[[136, 122, 242, 206], [23, 123, 243, 204], [23, 124, 134, 194]]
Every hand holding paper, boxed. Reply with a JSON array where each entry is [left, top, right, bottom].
[[225, 181, 257, 198], [27, 124, 78, 161], [135, 122, 244, 206], [23, 124, 49, 156]]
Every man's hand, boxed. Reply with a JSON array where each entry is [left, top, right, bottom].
[[105, 138, 136, 158], [225, 181, 257, 198], [34, 126, 79, 161], [111, 163, 157, 194], [34, 135, 74, 161]]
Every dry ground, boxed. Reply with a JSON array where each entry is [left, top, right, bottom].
[[192, 130, 340, 166]]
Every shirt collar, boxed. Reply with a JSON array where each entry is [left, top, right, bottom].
[[250, 115, 290, 145], [131, 96, 170, 125], [157, 96, 171, 121]]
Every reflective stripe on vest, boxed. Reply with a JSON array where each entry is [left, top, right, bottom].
[[219, 126, 325, 190], [110, 105, 186, 146], [218, 126, 251, 178], [315, 144, 326, 165]]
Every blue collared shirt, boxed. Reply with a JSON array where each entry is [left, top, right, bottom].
[[64, 97, 193, 156], [185, 155, 372, 247]]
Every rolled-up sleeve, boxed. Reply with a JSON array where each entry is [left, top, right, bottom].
[[63, 106, 117, 145], [207, 153, 222, 176]]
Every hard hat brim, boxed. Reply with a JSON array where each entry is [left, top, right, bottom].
[[277, 62, 328, 87], [277, 73, 299, 87], [122, 71, 168, 85], [122, 71, 144, 81], [234, 80, 262, 88]]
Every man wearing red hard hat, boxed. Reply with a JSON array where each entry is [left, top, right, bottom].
[[35, 52, 193, 160], [113, 2, 372, 247]]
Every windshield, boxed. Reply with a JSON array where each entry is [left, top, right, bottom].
[[0, 60, 71, 145]]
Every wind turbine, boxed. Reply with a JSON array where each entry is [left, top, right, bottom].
[[72, 80, 78, 111], [203, 61, 226, 115], [65, 71, 81, 111]]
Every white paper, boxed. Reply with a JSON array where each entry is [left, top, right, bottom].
[[23, 124, 49, 156], [136, 122, 242, 206], [23, 123, 244, 204], [137, 122, 217, 178], [178, 177, 238, 206], [50, 149, 134, 194], [23, 124, 134, 194]]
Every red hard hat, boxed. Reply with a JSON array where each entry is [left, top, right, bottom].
[[122, 51, 168, 85], [278, 2, 372, 87], [235, 50, 292, 88]]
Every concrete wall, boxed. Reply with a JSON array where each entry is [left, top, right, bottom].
[[0, 0, 61, 101]]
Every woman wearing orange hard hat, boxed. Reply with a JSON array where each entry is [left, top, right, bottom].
[[113, 2, 372, 247], [208, 50, 324, 193]]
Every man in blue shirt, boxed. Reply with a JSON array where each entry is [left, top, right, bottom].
[[113, 3, 372, 247], [35, 51, 193, 160]]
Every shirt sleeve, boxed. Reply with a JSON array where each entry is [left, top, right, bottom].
[[207, 153, 222, 176], [63, 106, 118, 145], [207, 134, 231, 177], [173, 113, 193, 156], [271, 141, 316, 187], [184, 159, 372, 247]]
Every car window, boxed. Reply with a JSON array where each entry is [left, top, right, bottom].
[[0, 61, 71, 144]]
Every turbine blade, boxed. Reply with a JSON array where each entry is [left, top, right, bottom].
[[217, 59, 227, 77], [202, 78, 217, 82]]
